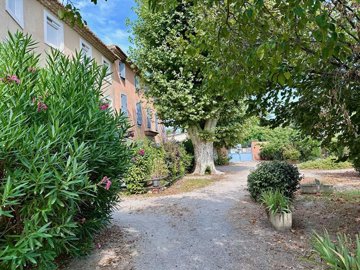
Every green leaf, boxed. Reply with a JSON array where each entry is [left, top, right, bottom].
[[58, 10, 65, 20], [278, 73, 286, 86], [256, 46, 265, 60], [284, 71, 291, 80]]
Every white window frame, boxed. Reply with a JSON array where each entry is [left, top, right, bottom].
[[102, 57, 112, 83], [80, 38, 92, 59], [6, 0, 24, 28], [44, 11, 64, 50]]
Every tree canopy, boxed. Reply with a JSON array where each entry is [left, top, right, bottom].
[[130, 0, 247, 174], [145, 0, 359, 168]]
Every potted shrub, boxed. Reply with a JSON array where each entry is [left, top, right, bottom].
[[247, 161, 301, 201], [261, 190, 292, 231]]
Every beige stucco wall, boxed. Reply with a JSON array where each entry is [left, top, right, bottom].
[[1, 0, 166, 143], [1, 0, 114, 104], [1, 0, 105, 65]]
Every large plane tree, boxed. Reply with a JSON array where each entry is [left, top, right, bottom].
[[130, 0, 246, 175]]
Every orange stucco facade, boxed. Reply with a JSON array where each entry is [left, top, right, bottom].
[[111, 58, 166, 143]]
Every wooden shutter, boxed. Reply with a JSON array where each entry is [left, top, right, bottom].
[[136, 103, 142, 126], [147, 108, 152, 129], [155, 113, 159, 131], [119, 62, 126, 79], [121, 94, 128, 116]]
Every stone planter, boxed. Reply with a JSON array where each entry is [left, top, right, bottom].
[[152, 178, 160, 187], [300, 184, 320, 194], [320, 184, 334, 193], [146, 176, 167, 188], [269, 212, 292, 231], [300, 183, 334, 194]]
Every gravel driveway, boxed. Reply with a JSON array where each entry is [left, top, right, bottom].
[[116, 162, 307, 270], [67, 162, 309, 270]]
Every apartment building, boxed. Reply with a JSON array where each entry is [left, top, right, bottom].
[[0, 0, 166, 143]]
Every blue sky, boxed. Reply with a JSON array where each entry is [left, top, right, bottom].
[[75, 0, 138, 54]]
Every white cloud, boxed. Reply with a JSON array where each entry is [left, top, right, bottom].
[[75, 0, 136, 54], [75, 0, 92, 9]]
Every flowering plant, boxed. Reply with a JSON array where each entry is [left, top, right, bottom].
[[0, 74, 21, 84], [0, 32, 131, 270]]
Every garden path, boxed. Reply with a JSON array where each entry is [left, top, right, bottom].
[[116, 162, 308, 270], [67, 162, 309, 270]]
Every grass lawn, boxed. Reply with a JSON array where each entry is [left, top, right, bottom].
[[124, 175, 221, 198], [298, 157, 353, 170], [170, 178, 216, 193]]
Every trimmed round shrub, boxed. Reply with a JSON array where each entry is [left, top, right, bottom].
[[247, 161, 302, 201], [0, 32, 131, 269]]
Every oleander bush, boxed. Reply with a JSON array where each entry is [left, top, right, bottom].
[[163, 141, 192, 180], [124, 140, 168, 194], [0, 32, 131, 270], [124, 140, 192, 194], [247, 161, 302, 201]]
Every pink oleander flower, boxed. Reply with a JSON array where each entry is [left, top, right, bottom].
[[37, 101, 48, 112], [99, 176, 112, 190], [99, 103, 109, 111], [105, 179, 112, 190], [7, 74, 20, 84], [138, 149, 145, 156]]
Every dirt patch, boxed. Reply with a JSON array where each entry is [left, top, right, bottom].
[[229, 194, 313, 269], [301, 168, 360, 191], [129, 201, 193, 218], [230, 189, 360, 269], [63, 225, 137, 270]]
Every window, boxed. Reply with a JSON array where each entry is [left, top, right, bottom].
[[80, 39, 92, 59], [136, 102, 142, 126], [119, 62, 126, 80], [44, 11, 64, 50], [6, 0, 23, 27], [146, 108, 152, 129], [155, 113, 159, 131], [102, 57, 112, 82], [135, 75, 140, 90], [121, 94, 128, 117]]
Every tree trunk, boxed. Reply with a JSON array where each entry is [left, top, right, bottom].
[[188, 120, 223, 175]]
